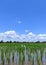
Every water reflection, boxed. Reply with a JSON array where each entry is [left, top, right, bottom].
[[42, 48, 46, 65], [0, 46, 46, 65]]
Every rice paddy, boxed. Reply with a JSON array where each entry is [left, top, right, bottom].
[[0, 43, 46, 65]]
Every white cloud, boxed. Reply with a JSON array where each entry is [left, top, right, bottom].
[[4, 31, 16, 35], [18, 21, 22, 24], [38, 34, 46, 37], [0, 30, 46, 42], [25, 29, 29, 33]]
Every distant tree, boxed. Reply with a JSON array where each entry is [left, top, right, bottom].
[[9, 40, 12, 43], [0, 40, 4, 43], [16, 41, 20, 43], [13, 41, 16, 43], [6, 41, 10, 43], [42, 41, 46, 43], [35, 41, 40, 43], [23, 41, 27, 43]]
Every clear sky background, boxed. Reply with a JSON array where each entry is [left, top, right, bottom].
[[0, 0, 46, 34], [0, 0, 46, 41]]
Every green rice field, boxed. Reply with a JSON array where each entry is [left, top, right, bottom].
[[0, 43, 46, 65]]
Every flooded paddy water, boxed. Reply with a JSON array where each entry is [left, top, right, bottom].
[[0, 43, 46, 65]]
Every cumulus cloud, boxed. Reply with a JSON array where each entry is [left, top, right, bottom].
[[25, 29, 29, 33], [18, 21, 22, 24], [0, 30, 46, 42]]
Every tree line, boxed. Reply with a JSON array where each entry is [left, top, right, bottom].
[[0, 40, 46, 43]]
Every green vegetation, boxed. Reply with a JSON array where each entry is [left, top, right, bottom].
[[0, 43, 46, 65], [0, 42, 46, 53]]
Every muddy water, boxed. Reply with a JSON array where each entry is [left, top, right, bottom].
[[0, 46, 46, 65]]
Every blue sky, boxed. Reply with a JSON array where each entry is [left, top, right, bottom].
[[0, 0, 46, 41], [0, 0, 46, 34]]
